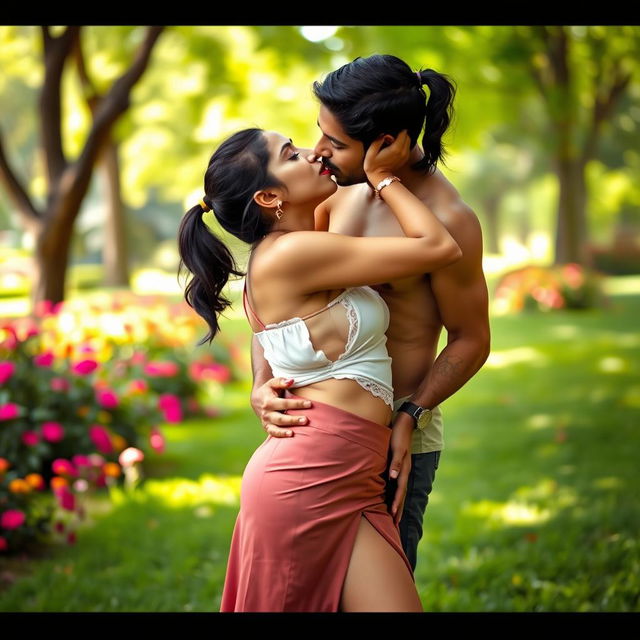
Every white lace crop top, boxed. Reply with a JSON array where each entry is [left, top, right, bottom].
[[243, 276, 394, 409]]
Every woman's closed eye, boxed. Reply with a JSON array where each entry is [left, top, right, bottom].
[[288, 152, 300, 161]]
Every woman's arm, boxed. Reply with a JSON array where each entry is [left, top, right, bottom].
[[263, 132, 462, 294]]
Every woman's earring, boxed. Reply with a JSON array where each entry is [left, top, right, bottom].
[[276, 201, 284, 220]]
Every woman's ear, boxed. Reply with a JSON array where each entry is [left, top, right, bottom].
[[253, 189, 282, 209]]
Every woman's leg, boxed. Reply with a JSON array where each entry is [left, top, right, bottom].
[[339, 515, 423, 612]]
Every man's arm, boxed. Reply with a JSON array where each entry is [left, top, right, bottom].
[[249, 335, 312, 437], [387, 200, 490, 524], [407, 200, 491, 409]]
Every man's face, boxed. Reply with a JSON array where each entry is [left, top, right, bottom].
[[313, 104, 367, 187]]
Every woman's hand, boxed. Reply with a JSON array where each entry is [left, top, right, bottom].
[[363, 130, 411, 186]]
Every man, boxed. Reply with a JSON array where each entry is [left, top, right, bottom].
[[249, 54, 490, 573]]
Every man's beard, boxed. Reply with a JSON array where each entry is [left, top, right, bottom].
[[326, 162, 367, 187]]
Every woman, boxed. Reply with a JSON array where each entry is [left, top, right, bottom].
[[177, 127, 461, 612]]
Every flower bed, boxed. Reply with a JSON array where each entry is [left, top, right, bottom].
[[0, 292, 240, 555]]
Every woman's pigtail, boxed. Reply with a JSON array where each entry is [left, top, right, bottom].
[[177, 204, 243, 346]]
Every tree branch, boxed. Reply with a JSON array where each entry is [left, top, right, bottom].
[[0, 125, 41, 226], [58, 26, 165, 225], [39, 26, 80, 187]]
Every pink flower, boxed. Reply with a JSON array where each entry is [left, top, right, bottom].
[[52, 458, 77, 477], [41, 421, 64, 443], [0, 325, 19, 350], [128, 379, 148, 394], [158, 393, 180, 410], [89, 425, 113, 454], [0, 362, 16, 385], [131, 350, 147, 365], [162, 405, 183, 423], [119, 447, 144, 467], [88, 453, 105, 467], [144, 361, 180, 377], [34, 299, 56, 318], [1, 509, 26, 529], [21, 430, 40, 446], [54, 486, 75, 511], [0, 403, 20, 421], [71, 359, 98, 376], [71, 454, 92, 468], [96, 389, 119, 409], [189, 361, 231, 383], [34, 351, 55, 367], [0, 536, 7, 551], [50, 377, 70, 392], [149, 426, 165, 453]]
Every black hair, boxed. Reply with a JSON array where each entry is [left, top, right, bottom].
[[312, 54, 457, 175], [177, 128, 283, 346]]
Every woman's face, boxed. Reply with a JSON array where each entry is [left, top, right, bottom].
[[261, 131, 337, 208]]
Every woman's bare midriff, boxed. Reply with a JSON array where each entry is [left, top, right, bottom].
[[286, 377, 393, 427]]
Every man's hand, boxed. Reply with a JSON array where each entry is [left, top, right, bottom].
[[250, 377, 313, 437], [387, 411, 414, 526]]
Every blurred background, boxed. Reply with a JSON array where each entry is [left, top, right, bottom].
[[0, 25, 638, 612]]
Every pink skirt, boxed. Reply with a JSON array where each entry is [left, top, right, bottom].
[[219, 389, 414, 612]]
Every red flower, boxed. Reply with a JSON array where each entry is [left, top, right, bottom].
[[96, 389, 119, 410], [54, 486, 76, 511], [66, 531, 76, 545], [0, 362, 16, 385], [41, 421, 65, 442], [21, 430, 40, 446], [0, 536, 7, 551], [1, 509, 26, 529], [52, 458, 77, 477], [34, 351, 55, 367], [50, 377, 70, 392], [71, 359, 98, 376], [0, 403, 20, 421], [89, 425, 114, 454], [0, 458, 10, 473], [54, 521, 65, 533]]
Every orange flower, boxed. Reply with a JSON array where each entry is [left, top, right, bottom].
[[76, 406, 91, 418], [102, 462, 121, 477], [9, 478, 31, 493], [25, 473, 45, 490], [0, 458, 10, 474], [50, 476, 69, 491], [111, 433, 127, 451]]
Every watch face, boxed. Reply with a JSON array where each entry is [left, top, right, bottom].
[[417, 409, 432, 430]]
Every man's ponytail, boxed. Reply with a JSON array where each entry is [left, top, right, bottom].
[[412, 68, 457, 175]]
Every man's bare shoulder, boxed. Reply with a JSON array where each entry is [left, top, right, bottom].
[[419, 168, 480, 238]]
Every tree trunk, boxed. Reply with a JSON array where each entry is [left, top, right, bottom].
[[30, 213, 74, 315], [100, 135, 130, 287], [554, 155, 588, 264]]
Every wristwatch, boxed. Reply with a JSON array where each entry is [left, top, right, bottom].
[[397, 401, 433, 431]]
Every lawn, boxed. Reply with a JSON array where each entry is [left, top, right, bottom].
[[0, 276, 638, 612]]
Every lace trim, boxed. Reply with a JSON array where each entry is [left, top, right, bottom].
[[353, 376, 394, 408], [337, 296, 358, 360]]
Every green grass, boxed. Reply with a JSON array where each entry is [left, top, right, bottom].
[[0, 277, 639, 612]]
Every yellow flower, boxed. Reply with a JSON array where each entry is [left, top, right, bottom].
[[97, 411, 112, 423], [9, 478, 31, 493]]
